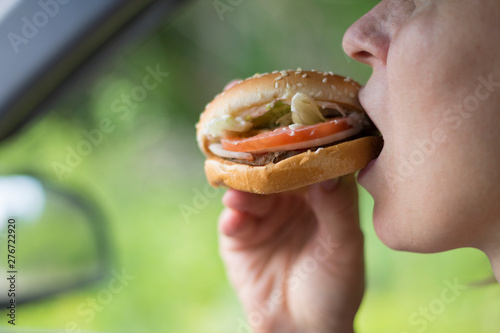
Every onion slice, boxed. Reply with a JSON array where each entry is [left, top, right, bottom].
[[316, 101, 348, 116], [209, 143, 254, 161]]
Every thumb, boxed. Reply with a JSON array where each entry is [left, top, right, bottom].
[[307, 174, 362, 245]]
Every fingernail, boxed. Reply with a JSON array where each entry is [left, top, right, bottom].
[[321, 178, 340, 192]]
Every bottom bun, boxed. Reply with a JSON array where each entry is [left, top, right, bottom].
[[204, 136, 383, 194]]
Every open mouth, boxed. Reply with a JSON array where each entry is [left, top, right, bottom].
[[358, 91, 384, 149], [356, 93, 384, 180]]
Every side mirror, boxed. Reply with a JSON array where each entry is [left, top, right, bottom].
[[0, 174, 113, 306]]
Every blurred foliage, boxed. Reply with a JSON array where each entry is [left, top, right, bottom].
[[0, 0, 498, 332]]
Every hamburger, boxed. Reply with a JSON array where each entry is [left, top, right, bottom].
[[196, 69, 383, 194]]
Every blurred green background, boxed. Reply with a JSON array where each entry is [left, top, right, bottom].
[[0, 0, 499, 332]]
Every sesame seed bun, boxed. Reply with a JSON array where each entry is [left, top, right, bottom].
[[196, 70, 382, 194]]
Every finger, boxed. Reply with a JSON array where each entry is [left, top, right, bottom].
[[222, 189, 277, 218], [218, 207, 257, 238], [220, 190, 306, 248], [308, 174, 362, 245], [223, 79, 242, 91]]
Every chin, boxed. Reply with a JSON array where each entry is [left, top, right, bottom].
[[372, 204, 412, 252], [372, 200, 462, 254], [362, 157, 458, 253]]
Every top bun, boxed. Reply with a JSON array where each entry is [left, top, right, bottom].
[[196, 70, 363, 156]]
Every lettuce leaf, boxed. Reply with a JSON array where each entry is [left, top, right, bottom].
[[251, 101, 292, 129]]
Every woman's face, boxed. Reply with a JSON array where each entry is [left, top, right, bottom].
[[343, 0, 500, 254]]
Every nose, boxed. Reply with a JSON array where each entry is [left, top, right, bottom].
[[342, 0, 414, 67], [342, 12, 389, 67]]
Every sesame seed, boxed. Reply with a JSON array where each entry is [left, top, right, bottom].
[[328, 93, 333, 99], [281, 72, 289, 77], [315, 91, 323, 97], [344, 77, 351, 82], [296, 67, 303, 71], [275, 76, 282, 81], [311, 69, 317, 72], [286, 83, 291, 89], [275, 82, 279, 89], [323, 72, 328, 76], [272, 70, 278, 74], [331, 85, 336, 90], [322, 78, 328, 83], [302, 74, 308, 78], [309, 92, 315, 97], [297, 83, 304, 87]]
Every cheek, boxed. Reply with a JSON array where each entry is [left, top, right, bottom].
[[373, 7, 500, 251]]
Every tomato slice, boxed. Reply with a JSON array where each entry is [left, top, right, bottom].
[[221, 117, 358, 154]]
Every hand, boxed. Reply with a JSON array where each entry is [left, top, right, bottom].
[[218, 175, 365, 333]]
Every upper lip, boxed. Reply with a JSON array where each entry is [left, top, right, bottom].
[[358, 87, 382, 136]]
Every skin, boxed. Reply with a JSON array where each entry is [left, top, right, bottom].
[[219, 0, 500, 331]]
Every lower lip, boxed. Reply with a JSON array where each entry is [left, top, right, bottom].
[[358, 158, 377, 182]]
